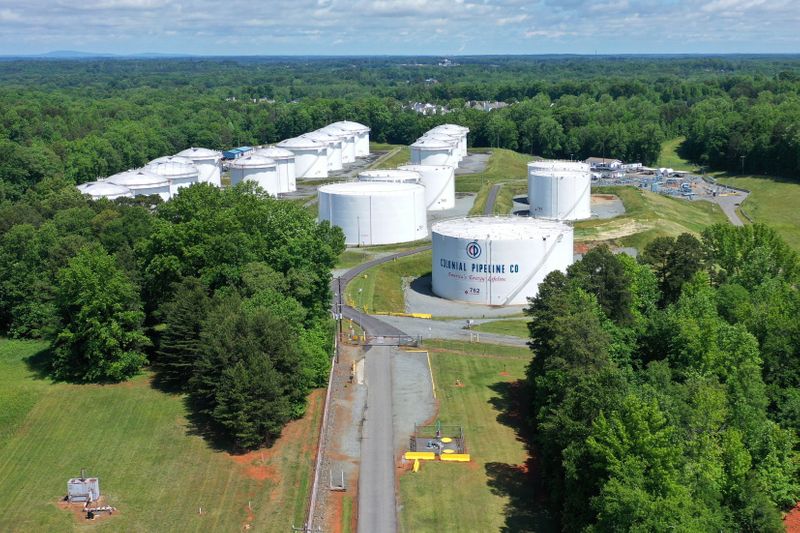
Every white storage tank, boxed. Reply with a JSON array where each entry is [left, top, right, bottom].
[[357, 169, 421, 184], [329, 121, 370, 157], [301, 131, 343, 171], [319, 125, 356, 164], [528, 160, 592, 221], [398, 164, 455, 211], [410, 138, 458, 167], [431, 124, 469, 158], [76, 181, 133, 201], [229, 155, 281, 196], [253, 146, 296, 192], [318, 182, 427, 246], [146, 159, 200, 198], [432, 216, 573, 306], [105, 169, 171, 201], [176, 147, 222, 187], [422, 131, 462, 162], [277, 137, 328, 179]]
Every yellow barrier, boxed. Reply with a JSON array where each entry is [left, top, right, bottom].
[[440, 453, 471, 462], [373, 312, 432, 319], [404, 451, 436, 461]]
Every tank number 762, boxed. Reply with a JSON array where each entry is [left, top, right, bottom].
[[465, 287, 480, 295]]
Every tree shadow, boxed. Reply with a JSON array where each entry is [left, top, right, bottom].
[[23, 346, 54, 381], [147, 369, 241, 454], [486, 379, 556, 532]]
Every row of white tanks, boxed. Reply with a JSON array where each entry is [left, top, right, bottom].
[[77, 148, 225, 201], [277, 121, 371, 179], [317, 124, 468, 246]]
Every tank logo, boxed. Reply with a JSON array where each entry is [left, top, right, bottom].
[[466, 241, 482, 259]]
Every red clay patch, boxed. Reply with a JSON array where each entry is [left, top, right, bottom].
[[785, 503, 800, 532], [499, 371, 510, 377]]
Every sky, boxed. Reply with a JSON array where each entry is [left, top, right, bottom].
[[0, 0, 798, 56]]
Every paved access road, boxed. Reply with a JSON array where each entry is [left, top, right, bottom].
[[484, 183, 501, 215], [357, 345, 397, 533]]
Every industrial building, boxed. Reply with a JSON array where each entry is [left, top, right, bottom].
[[104, 169, 171, 201], [277, 137, 328, 179], [431, 216, 573, 306], [528, 160, 592, 221], [76, 181, 133, 201], [398, 164, 455, 211], [229, 154, 281, 196], [176, 147, 223, 187], [318, 182, 427, 246]]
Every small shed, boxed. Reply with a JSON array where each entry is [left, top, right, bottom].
[[67, 477, 100, 503]]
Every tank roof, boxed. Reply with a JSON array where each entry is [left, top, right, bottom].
[[301, 131, 341, 144], [398, 164, 453, 172], [358, 169, 421, 181], [229, 154, 277, 168], [319, 181, 423, 196], [421, 132, 458, 144], [528, 160, 590, 170], [432, 216, 571, 240], [329, 120, 370, 133], [410, 138, 454, 150], [105, 169, 169, 187], [253, 146, 294, 159], [431, 124, 469, 133], [149, 155, 195, 166], [176, 147, 222, 160], [77, 181, 131, 196], [277, 137, 325, 150], [146, 160, 199, 178], [318, 125, 355, 138]]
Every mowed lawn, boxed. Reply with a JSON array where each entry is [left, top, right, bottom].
[[462, 149, 534, 216], [716, 174, 800, 250], [574, 186, 728, 250], [345, 250, 432, 313], [471, 319, 530, 339], [399, 340, 553, 533], [0, 339, 320, 533]]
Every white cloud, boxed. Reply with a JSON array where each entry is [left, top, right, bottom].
[[0, 0, 798, 54]]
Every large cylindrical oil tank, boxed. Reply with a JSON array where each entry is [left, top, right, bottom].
[[528, 160, 592, 221], [104, 169, 171, 201], [253, 147, 296, 192], [318, 182, 427, 246], [277, 137, 328, 179], [410, 138, 457, 167], [430, 124, 469, 158], [329, 121, 370, 157], [431, 216, 573, 306], [422, 131, 462, 162], [229, 155, 280, 196], [398, 164, 455, 211], [357, 169, 421, 184], [176, 147, 223, 187], [319, 125, 356, 164], [76, 181, 133, 201], [145, 159, 200, 197], [301, 131, 343, 171]]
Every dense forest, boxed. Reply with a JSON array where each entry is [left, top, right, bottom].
[[525, 226, 800, 531], [0, 55, 799, 203], [0, 179, 344, 448]]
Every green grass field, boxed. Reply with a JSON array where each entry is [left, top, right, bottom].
[[716, 174, 800, 250], [656, 137, 696, 172], [345, 250, 432, 313], [461, 149, 534, 215], [398, 339, 552, 532], [470, 319, 530, 339], [575, 186, 728, 250], [0, 339, 320, 533]]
